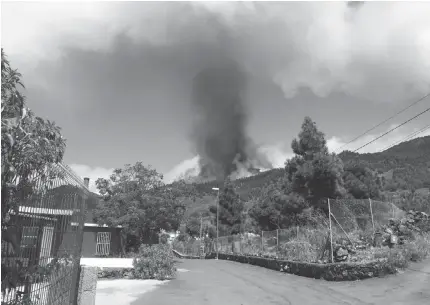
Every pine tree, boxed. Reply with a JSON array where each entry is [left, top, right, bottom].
[[285, 116, 346, 209], [214, 178, 244, 235]]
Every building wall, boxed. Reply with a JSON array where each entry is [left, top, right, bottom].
[[55, 219, 76, 256], [81, 227, 122, 258], [6, 215, 60, 260]]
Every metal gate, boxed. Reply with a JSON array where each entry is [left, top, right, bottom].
[[1, 163, 88, 305]]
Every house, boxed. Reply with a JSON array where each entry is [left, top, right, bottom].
[[2, 177, 124, 265]]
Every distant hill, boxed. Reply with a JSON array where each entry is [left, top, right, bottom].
[[188, 136, 430, 210], [339, 135, 430, 191]]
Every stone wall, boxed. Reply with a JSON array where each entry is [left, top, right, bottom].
[[77, 266, 98, 305], [207, 253, 397, 281]]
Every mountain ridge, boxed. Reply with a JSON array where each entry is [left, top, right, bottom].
[[192, 135, 430, 199]]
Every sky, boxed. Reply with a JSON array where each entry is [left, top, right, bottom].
[[2, 1, 430, 192]]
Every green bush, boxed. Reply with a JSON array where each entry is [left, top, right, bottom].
[[132, 244, 176, 280], [404, 233, 430, 262], [383, 247, 410, 269], [374, 233, 430, 270]]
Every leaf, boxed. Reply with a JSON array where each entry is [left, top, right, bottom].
[[21, 107, 27, 120], [6, 133, 14, 147], [4, 117, 19, 129], [2, 226, 20, 255]]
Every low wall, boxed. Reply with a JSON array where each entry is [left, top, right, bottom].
[[80, 257, 133, 268], [77, 266, 98, 305], [81, 257, 135, 280], [207, 253, 396, 281]]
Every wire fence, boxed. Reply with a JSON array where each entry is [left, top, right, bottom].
[[175, 199, 404, 263], [329, 198, 404, 236], [172, 238, 202, 257], [1, 163, 88, 305]]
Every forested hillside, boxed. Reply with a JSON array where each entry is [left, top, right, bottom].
[[340, 136, 430, 191], [182, 135, 430, 235], [191, 136, 429, 199]]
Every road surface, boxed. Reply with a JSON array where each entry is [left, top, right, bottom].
[[133, 259, 430, 305]]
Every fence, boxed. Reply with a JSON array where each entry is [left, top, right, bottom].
[[193, 199, 404, 263], [1, 163, 88, 305], [172, 238, 202, 257], [328, 198, 404, 245], [215, 234, 263, 256]]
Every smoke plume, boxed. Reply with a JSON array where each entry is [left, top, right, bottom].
[[191, 56, 272, 181], [3, 2, 430, 183]]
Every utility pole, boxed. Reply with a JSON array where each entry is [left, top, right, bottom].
[[199, 215, 203, 240]]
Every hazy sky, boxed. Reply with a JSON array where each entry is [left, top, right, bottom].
[[2, 1, 430, 191]]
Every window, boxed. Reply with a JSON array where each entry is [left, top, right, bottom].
[[96, 232, 111, 256], [21, 227, 39, 248]]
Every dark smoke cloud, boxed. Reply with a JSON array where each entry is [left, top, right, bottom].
[[4, 2, 429, 183], [347, 1, 365, 9], [191, 56, 272, 181]]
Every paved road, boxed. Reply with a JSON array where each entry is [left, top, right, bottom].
[[133, 259, 430, 305]]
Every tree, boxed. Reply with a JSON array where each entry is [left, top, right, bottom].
[[1, 49, 67, 294], [343, 160, 382, 199], [94, 162, 198, 251], [185, 213, 201, 237], [2, 50, 66, 219], [248, 174, 311, 230], [185, 210, 213, 238], [1, 49, 66, 232], [210, 178, 244, 235], [285, 117, 346, 210]]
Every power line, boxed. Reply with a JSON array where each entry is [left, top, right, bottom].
[[379, 124, 430, 152], [381, 124, 430, 151], [352, 106, 430, 153], [335, 93, 430, 153]]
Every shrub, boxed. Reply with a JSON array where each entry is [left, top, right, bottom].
[[98, 268, 134, 279], [374, 233, 430, 270], [404, 233, 430, 262], [383, 247, 410, 269], [132, 244, 176, 280]]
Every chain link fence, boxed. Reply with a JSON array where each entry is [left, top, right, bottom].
[[172, 238, 201, 257], [213, 234, 263, 256], [173, 199, 404, 263], [329, 199, 404, 243], [327, 198, 406, 258]]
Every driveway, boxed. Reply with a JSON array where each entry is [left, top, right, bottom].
[[133, 258, 430, 305]]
